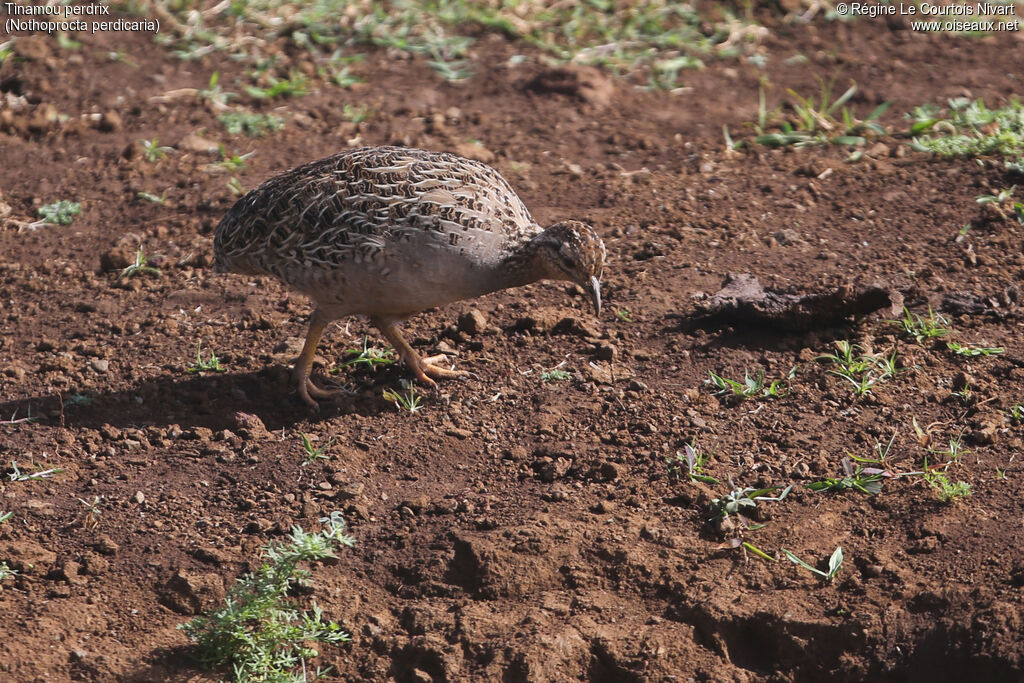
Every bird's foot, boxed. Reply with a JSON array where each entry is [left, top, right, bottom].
[[297, 374, 346, 409], [412, 355, 476, 385]]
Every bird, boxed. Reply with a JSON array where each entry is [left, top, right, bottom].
[[213, 146, 606, 407]]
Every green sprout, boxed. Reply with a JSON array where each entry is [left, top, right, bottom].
[[299, 432, 333, 465], [141, 138, 173, 162], [783, 546, 844, 582], [946, 341, 1004, 357], [119, 248, 161, 279], [666, 442, 719, 485], [37, 200, 82, 226], [892, 306, 952, 345], [187, 342, 226, 374], [342, 338, 394, 368], [382, 384, 422, 413]]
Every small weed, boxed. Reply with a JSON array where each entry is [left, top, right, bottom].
[[219, 111, 284, 137], [37, 200, 82, 226], [614, 308, 634, 323], [187, 342, 226, 374], [246, 71, 308, 99], [806, 455, 888, 495], [818, 342, 903, 397], [956, 222, 972, 243], [299, 432, 333, 465], [709, 484, 793, 519], [383, 383, 423, 413], [666, 442, 719, 485], [923, 470, 972, 503], [342, 338, 394, 368], [8, 459, 63, 482], [1008, 404, 1024, 422], [707, 369, 787, 400], [995, 467, 1009, 480], [754, 82, 890, 148], [717, 537, 777, 563], [540, 369, 572, 382], [141, 138, 172, 162], [180, 513, 354, 681], [782, 546, 844, 582], [199, 71, 235, 108], [227, 177, 245, 197], [892, 306, 952, 345], [930, 431, 969, 463], [78, 496, 103, 528], [0, 561, 16, 582], [946, 341, 1004, 357], [342, 104, 372, 124], [217, 147, 256, 172], [119, 248, 161, 280], [0, 511, 13, 524], [909, 97, 1024, 171]]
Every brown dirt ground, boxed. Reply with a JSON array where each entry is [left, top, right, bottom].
[[2, 7, 1024, 683]]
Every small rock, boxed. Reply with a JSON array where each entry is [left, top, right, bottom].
[[89, 359, 110, 373], [335, 483, 364, 501], [231, 412, 270, 440], [36, 338, 57, 352], [134, 491, 146, 505], [446, 428, 474, 440], [93, 535, 119, 556], [177, 133, 220, 154], [457, 309, 488, 335], [159, 570, 226, 615]]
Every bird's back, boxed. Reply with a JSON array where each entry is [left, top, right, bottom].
[[213, 147, 540, 299]]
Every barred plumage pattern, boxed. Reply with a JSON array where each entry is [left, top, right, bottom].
[[212, 145, 605, 407], [215, 147, 539, 300]]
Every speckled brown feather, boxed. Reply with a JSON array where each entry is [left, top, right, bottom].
[[214, 147, 542, 309]]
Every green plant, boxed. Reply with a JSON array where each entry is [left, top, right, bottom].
[[8, 460, 62, 481], [782, 546, 844, 582], [946, 341, 1004, 357], [180, 513, 354, 681], [299, 432, 333, 465], [227, 176, 245, 197], [37, 200, 81, 226], [0, 561, 16, 582], [892, 306, 951, 345], [199, 71, 235, 108], [246, 71, 308, 99], [909, 97, 1024, 170], [540, 369, 572, 382], [141, 138, 173, 162], [219, 111, 284, 137], [754, 82, 890, 148], [342, 104, 372, 123], [382, 383, 422, 413], [1009, 404, 1024, 422], [218, 147, 256, 172], [0, 511, 13, 524], [119, 248, 161, 280], [707, 369, 787, 400], [709, 485, 793, 519], [929, 431, 969, 463], [614, 308, 633, 322], [187, 342, 226, 374], [342, 338, 394, 368], [818, 341, 903, 397], [666, 442, 719, 484], [806, 455, 888, 495], [923, 470, 972, 502]]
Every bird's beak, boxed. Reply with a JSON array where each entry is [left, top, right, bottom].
[[589, 276, 602, 318]]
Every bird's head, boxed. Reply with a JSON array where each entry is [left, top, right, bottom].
[[531, 220, 606, 317]]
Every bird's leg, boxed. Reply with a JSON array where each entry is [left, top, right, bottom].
[[370, 316, 469, 385], [294, 309, 344, 407]]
